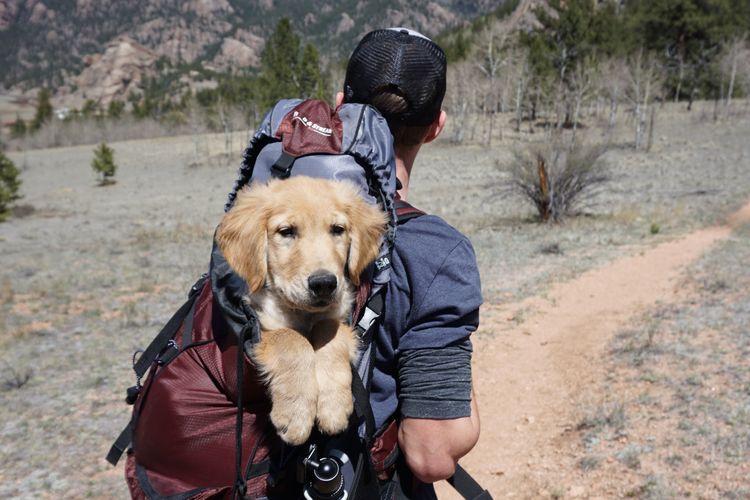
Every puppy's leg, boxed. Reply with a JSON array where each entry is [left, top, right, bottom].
[[252, 328, 318, 445], [310, 319, 358, 436]]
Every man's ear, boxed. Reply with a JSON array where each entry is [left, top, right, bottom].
[[422, 110, 447, 144], [216, 188, 268, 293], [335, 92, 345, 108]]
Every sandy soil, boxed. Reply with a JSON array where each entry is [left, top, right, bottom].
[[436, 200, 750, 499]]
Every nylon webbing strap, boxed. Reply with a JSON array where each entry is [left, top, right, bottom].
[[394, 200, 425, 224], [106, 276, 206, 467], [448, 464, 493, 499], [132, 276, 205, 377], [106, 422, 132, 466], [132, 295, 195, 377], [351, 366, 376, 439]]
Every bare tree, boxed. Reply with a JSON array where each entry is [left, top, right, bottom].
[[626, 48, 661, 151], [186, 97, 206, 167], [513, 48, 530, 134], [600, 57, 629, 133], [216, 95, 233, 160], [446, 63, 474, 144], [474, 27, 508, 146], [569, 56, 596, 144], [723, 34, 748, 110]]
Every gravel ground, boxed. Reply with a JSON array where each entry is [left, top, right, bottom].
[[0, 102, 749, 498]]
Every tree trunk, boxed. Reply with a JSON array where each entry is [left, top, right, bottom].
[[646, 105, 656, 152], [572, 95, 582, 144], [687, 84, 697, 111], [726, 36, 743, 108], [634, 102, 643, 150], [538, 156, 550, 222], [515, 72, 524, 133]]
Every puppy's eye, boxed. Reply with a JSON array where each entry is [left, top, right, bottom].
[[331, 224, 346, 236], [277, 226, 296, 238]]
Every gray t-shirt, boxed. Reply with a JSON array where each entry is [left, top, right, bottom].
[[370, 212, 482, 428]]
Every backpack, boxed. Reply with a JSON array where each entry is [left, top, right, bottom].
[[107, 99, 418, 499]]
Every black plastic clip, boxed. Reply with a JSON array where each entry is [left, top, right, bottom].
[[125, 385, 141, 405], [271, 152, 296, 179], [157, 339, 179, 366]]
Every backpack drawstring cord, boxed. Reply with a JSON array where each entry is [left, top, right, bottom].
[[233, 318, 255, 500]]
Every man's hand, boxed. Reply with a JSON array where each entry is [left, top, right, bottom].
[[397, 389, 480, 483]]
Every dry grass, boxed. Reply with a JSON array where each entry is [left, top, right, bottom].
[[573, 224, 750, 497], [0, 102, 748, 497]]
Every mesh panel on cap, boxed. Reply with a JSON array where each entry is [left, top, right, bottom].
[[344, 29, 446, 126]]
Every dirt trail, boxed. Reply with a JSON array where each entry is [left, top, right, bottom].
[[436, 200, 750, 498]]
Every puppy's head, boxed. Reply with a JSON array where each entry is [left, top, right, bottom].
[[216, 177, 387, 312]]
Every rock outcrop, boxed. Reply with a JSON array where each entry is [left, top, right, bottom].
[[60, 37, 158, 108]]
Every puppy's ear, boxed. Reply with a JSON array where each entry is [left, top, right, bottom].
[[216, 187, 269, 293], [347, 199, 387, 286]]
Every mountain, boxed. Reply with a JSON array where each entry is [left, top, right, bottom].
[[0, 0, 505, 92]]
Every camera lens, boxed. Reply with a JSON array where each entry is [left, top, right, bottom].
[[312, 457, 343, 496]]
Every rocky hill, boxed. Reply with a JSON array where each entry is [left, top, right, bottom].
[[0, 0, 504, 93]]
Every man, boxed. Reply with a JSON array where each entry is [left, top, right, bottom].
[[116, 27, 480, 500], [339, 28, 482, 496]]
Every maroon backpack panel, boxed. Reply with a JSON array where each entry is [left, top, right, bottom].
[[127, 282, 281, 497]]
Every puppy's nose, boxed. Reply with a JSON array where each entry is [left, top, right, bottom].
[[308, 272, 338, 296]]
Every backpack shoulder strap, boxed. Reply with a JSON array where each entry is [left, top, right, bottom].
[[394, 199, 425, 224], [106, 274, 208, 466]]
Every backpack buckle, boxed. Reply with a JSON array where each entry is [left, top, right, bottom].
[[157, 340, 179, 365], [271, 152, 296, 179]]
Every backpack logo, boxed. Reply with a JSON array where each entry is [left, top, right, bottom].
[[292, 110, 333, 137], [375, 256, 391, 271]]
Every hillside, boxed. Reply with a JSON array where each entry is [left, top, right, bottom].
[[0, 0, 503, 91]]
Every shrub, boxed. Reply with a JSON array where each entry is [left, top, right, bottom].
[[10, 115, 27, 138], [505, 142, 609, 223], [91, 142, 117, 185], [0, 151, 22, 222]]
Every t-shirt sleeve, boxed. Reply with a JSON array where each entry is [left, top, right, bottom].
[[398, 238, 482, 350], [398, 341, 473, 419]]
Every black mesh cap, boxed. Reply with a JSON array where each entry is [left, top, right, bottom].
[[344, 28, 447, 127]]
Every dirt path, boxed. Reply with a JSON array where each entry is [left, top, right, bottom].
[[436, 200, 750, 498]]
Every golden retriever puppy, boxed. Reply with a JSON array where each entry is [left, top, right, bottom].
[[216, 176, 387, 445]]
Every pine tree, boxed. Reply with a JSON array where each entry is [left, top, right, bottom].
[[0, 150, 22, 222], [31, 88, 53, 131], [10, 115, 27, 138], [91, 143, 118, 185], [298, 43, 329, 101], [625, 0, 736, 103], [260, 18, 302, 107], [108, 100, 125, 119], [259, 18, 331, 107]]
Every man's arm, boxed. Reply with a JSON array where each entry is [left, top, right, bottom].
[[397, 388, 480, 483], [392, 230, 482, 483]]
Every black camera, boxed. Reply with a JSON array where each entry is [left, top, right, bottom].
[[301, 445, 353, 500]]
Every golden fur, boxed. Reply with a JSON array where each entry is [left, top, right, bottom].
[[216, 176, 387, 445]]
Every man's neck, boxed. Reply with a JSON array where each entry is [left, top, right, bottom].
[[395, 144, 420, 201]]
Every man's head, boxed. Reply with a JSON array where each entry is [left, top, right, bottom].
[[342, 28, 447, 147]]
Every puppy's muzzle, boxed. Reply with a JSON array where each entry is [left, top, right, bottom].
[[308, 271, 338, 299]]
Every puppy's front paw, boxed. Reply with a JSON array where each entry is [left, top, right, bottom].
[[254, 327, 318, 445], [316, 388, 353, 436], [271, 397, 317, 445]]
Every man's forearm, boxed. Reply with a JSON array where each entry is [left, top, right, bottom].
[[398, 388, 480, 483]]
